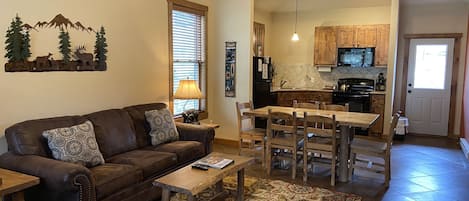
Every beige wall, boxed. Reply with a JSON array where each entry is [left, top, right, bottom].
[[0, 0, 175, 153], [205, 0, 253, 141], [254, 9, 272, 56], [394, 2, 469, 136], [270, 6, 391, 64]]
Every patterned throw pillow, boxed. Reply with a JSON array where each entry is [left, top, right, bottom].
[[145, 108, 179, 146], [42, 121, 105, 167]]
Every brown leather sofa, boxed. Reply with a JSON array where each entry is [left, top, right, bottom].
[[0, 103, 215, 201]]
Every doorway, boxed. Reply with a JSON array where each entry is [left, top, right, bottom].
[[406, 39, 454, 136], [400, 33, 462, 136]]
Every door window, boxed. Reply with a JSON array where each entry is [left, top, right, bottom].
[[413, 44, 448, 90]]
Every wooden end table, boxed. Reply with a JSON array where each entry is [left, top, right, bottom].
[[153, 152, 254, 201], [0, 168, 39, 201]]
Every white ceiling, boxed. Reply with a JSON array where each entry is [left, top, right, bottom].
[[254, 0, 468, 13]]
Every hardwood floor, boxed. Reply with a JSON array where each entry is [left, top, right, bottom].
[[214, 135, 469, 201]]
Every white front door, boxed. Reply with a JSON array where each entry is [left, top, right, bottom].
[[405, 38, 454, 136]]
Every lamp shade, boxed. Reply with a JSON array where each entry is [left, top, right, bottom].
[[174, 80, 203, 99]]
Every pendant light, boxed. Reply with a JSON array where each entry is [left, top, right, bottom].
[[291, 0, 299, 41]]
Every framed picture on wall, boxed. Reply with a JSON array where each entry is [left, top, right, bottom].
[[225, 41, 236, 97]]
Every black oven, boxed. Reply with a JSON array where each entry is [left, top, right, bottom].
[[333, 78, 375, 135], [332, 93, 370, 113]]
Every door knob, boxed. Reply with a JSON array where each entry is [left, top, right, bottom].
[[408, 83, 412, 87], [408, 90, 412, 93]]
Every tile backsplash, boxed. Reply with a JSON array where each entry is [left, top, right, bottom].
[[272, 63, 387, 89]]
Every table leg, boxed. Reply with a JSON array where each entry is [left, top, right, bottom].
[[237, 168, 245, 201], [188, 194, 195, 201], [339, 125, 351, 182], [161, 188, 170, 201], [215, 180, 224, 193], [11, 191, 24, 201]]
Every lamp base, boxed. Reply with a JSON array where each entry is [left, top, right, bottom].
[[182, 109, 199, 124]]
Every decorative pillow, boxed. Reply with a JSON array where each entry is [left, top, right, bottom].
[[42, 120, 105, 167], [145, 108, 179, 146]]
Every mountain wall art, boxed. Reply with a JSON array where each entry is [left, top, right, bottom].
[[4, 14, 108, 72]]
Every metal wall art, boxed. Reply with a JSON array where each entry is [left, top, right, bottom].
[[4, 14, 108, 72], [225, 41, 236, 97]]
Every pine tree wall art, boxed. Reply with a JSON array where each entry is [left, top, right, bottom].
[[4, 14, 108, 72]]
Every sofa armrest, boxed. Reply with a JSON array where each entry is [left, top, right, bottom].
[[175, 122, 215, 154], [0, 152, 96, 201]]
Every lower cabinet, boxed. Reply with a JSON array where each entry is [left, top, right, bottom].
[[277, 91, 332, 107], [370, 94, 385, 136]]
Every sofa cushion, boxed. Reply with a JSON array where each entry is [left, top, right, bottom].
[[90, 163, 143, 200], [124, 103, 168, 148], [145, 108, 179, 146], [146, 141, 205, 164], [5, 116, 88, 157], [85, 109, 138, 158], [107, 150, 177, 178], [42, 121, 105, 167]]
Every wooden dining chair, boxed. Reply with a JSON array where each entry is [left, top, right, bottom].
[[235, 101, 266, 166], [266, 109, 302, 179], [302, 113, 339, 186], [348, 112, 400, 187], [321, 102, 350, 111], [293, 101, 320, 109]]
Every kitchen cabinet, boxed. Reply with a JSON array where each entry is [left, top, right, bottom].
[[277, 91, 332, 107], [370, 94, 385, 136], [337, 25, 376, 48], [375, 24, 390, 67], [314, 26, 337, 66]]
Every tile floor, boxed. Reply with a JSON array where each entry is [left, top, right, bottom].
[[214, 135, 469, 201]]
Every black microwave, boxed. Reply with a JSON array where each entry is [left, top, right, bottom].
[[337, 47, 375, 67]]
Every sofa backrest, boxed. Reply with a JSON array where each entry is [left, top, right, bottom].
[[124, 103, 167, 148], [84, 109, 138, 159], [5, 116, 88, 157]]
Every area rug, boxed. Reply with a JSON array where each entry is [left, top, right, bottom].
[[170, 175, 362, 201]]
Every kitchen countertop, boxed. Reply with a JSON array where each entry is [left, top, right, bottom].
[[272, 87, 386, 95]]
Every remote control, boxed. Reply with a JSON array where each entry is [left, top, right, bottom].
[[191, 164, 209, 170]]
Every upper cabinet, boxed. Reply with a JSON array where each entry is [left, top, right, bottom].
[[314, 26, 337, 66], [336, 26, 355, 48], [337, 25, 377, 48], [375, 24, 390, 67], [314, 24, 390, 67]]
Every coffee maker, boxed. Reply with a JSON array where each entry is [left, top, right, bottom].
[[376, 73, 386, 91]]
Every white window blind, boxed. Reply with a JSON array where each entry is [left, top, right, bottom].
[[172, 9, 206, 115]]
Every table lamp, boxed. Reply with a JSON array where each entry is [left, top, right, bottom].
[[174, 79, 203, 124]]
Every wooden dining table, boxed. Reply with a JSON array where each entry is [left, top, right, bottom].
[[243, 106, 380, 182]]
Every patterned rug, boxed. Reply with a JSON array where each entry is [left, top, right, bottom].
[[170, 175, 361, 201]]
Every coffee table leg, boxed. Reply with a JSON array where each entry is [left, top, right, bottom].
[[12, 192, 25, 201], [187, 194, 195, 201], [162, 188, 170, 201], [216, 180, 224, 193], [237, 168, 244, 201]]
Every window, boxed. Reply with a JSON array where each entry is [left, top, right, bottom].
[[168, 0, 207, 115]]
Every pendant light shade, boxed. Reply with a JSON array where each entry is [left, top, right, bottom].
[[291, 0, 299, 41]]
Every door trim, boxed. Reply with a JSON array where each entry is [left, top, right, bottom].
[[400, 33, 462, 136]]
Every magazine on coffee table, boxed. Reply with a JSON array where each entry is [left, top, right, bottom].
[[194, 156, 234, 169]]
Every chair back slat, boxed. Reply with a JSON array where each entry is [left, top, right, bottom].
[[386, 112, 401, 144], [303, 112, 337, 139], [294, 102, 320, 109], [267, 109, 298, 141], [321, 102, 350, 112], [236, 101, 255, 132]]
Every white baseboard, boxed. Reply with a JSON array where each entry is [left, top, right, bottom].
[[460, 138, 469, 160]]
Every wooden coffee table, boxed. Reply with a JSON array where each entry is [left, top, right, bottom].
[[153, 152, 254, 201], [0, 168, 39, 201]]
